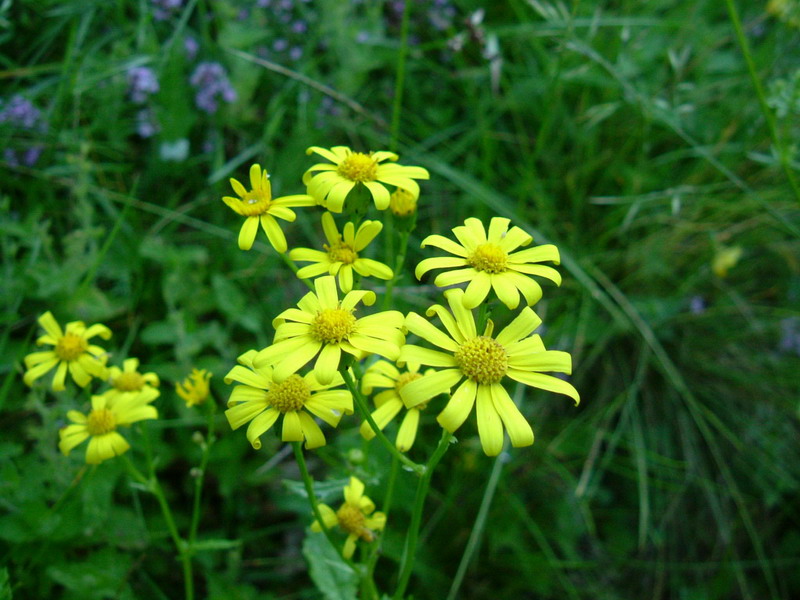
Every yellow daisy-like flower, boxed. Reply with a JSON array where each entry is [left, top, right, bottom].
[[23, 311, 111, 392], [224, 350, 353, 450], [222, 163, 316, 252], [302, 146, 429, 213], [415, 217, 562, 309], [254, 276, 405, 385], [389, 187, 418, 217], [176, 368, 212, 407], [288, 212, 393, 293], [58, 390, 159, 464], [311, 477, 386, 559], [398, 289, 580, 457], [104, 358, 160, 406], [359, 361, 429, 452]]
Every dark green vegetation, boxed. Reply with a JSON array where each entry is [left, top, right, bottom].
[[2, 0, 799, 598]]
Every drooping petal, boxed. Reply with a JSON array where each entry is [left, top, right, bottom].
[[505, 370, 580, 405], [281, 411, 304, 442], [415, 257, 467, 280], [23, 357, 59, 386], [313, 344, 341, 385], [476, 384, 503, 456], [507, 350, 572, 374], [396, 409, 420, 452], [353, 258, 393, 280], [226, 399, 268, 430], [325, 181, 356, 213], [359, 398, 403, 440], [363, 181, 391, 210], [353, 221, 383, 251], [490, 384, 533, 449], [58, 425, 90, 455], [502, 272, 544, 306], [462, 272, 492, 309], [84, 324, 112, 340], [238, 216, 259, 251], [272, 340, 323, 382], [243, 409, 279, 449], [436, 378, 477, 432], [68, 361, 91, 387], [52, 361, 69, 391], [298, 412, 326, 449], [420, 234, 468, 257], [508, 244, 560, 265], [260, 214, 288, 253]]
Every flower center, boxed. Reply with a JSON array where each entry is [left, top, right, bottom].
[[267, 374, 310, 413], [55, 333, 88, 361], [467, 243, 508, 274], [389, 188, 417, 217], [324, 239, 358, 264], [337, 503, 371, 539], [455, 336, 508, 384], [87, 408, 116, 436], [239, 189, 271, 217], [337, 152, 378, 183], [310, 308, 356, 344], [114, 371, 145, 392], [395, 372, 422, 392]]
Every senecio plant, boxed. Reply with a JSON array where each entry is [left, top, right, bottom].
[[22, 144, 579, 599]]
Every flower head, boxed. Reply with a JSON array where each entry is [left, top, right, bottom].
[[398, 289, 579, 456], [389, 187, 418, 217], [289, 212, 393, 292], [105, 358, 160, 406], [23, 312, 111, 391], [254, 276, 405, 385], [58, 389, 159, 464], [416, 217, 562, 309], [223, 163, 316, 252], [359, 360, 429, 452], [311, 477, 386, 559], [127, 66, 160, 104], [176, 368, 212, 407], [225, 350, 353, 449], [303, 146, 429, 213], [190, 61, 237, 113]]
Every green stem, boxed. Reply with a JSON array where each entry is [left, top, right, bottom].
[[339, 368, 425, 475], [393, 430, 452, 600], [365, 455, 400, 585], [132, 430, 195, 600], [724, 0, 800, 204], [280, 251, 314, 290], [389, 0, 412, 151], [382, 227, 411, 310], [446, 442, 507, 600], [189, 400, 217, 548], [291, 442, 356, 569]]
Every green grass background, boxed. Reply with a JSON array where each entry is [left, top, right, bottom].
[[2, 0, 800, 598]]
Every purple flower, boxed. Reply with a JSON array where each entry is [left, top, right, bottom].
[[127, 66, 160, 104], [289, 46, 303, 61], [779, 318, 800, 356], [190, 62, 237, 114], [152, 0, 183, 20], [136, 109, 160, 138], [0, 95, 44, 130], [291, 20, 308, 33], [184, 36, 199, 61], [273, 38, 289, 52], [689, 295, 706, 315]]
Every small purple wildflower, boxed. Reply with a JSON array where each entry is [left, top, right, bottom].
[[152, 0, 183, 20], [127, 67, 160, 104], [289, 46, 303, 61], [136, 109, 160, 138], [689, 296, 706, 315], [184, 36, 199, 61], [273, 38, 289, 52], [779, 318, 800, 356], [0, 95, 43, 130], [190, 62, 237, 114], [291, 20, 308, 34]]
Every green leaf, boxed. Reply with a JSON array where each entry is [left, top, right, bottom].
[[283, 478, 351, 502], [190, 538, 242, 552], [0, 568, 12, 600], [302, 533, 358, 600]]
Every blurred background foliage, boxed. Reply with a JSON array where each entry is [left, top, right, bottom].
[[1, 0, 800, 598]]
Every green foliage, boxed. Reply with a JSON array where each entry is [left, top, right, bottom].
[[2, 0, 800, 599]]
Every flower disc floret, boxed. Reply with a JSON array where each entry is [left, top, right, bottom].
[[87, 408, 116, 435], [311, 309, 356, 344], [455, 336, 508, 384], [114, 371, 145, 391], [267, 374, 310, 413], [337, 152, 378, 182], [326, 240, 357, 264], [467, 243, 508, 274], [395, 371, 422, 391], [337, 503, 368, 535], [55, 333, 88, 361]]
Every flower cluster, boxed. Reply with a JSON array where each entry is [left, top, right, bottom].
[[190, 62, 237, 114], [1, 95, 48, 167]]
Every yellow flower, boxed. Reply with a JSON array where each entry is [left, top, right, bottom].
[[254, 276, 405, 385], [303, 146, 429, 213], [176, 368, 212, 407], [58, 389, 159, 464], [311, 477, 386, 559], [398, 289, 579, 457], [415, 217, 562, 309], [389, 187, 418, 217], [359, 360, 429, 452], [288, 212, 393, 293], [104, 358, 160, 406], [222, 163, 316, 252], [23, 311, 111, 391], [712, 245, 742, 278], [224, 350, 353, 450]]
